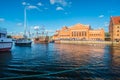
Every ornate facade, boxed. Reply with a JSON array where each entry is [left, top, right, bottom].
[[109, 16, 120, 42], [53, 23, 105, 41]]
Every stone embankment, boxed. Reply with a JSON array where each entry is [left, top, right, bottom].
[[55, 40, 119, 45]]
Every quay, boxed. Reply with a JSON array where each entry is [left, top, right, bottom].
[[55, 40, 119, 45]]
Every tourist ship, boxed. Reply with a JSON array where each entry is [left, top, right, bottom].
[[34, 36, 49, 43], [33, 26, 49, 43], [0, 27, 13, 51]]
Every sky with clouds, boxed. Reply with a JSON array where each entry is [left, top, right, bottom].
[[0, 0, 120, 35]]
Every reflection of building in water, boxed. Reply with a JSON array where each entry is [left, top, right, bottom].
[[53, 44, 107, 68], [109, 16, 120, 42], [53, 23, 105, 41], [110, 45, 120, 67]]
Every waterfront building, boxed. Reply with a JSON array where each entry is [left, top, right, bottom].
[[109, 16, 120, 42], [12, 35, 24, 39], [53, 23, 105, 41]]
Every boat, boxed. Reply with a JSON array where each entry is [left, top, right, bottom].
[[34, 36, 49, 43], [0, 27, 13, 51], [34, 26, 49, 43], [15, 6, 32, 47], [15, 35, 32, 46]]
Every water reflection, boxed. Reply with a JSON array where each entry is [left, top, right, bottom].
[[0, 51, 12, 64], [109, 45, 120, 79], [0, 51, 12, 78], [0, 43, 120, 80]]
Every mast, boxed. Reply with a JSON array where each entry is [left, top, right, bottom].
[[24, 6, 27, 36]]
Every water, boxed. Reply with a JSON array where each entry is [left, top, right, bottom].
[[0, 43, 120, 80]]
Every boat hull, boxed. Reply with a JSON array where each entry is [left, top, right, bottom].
[[0, 42, 13, 51], [34, 37, 49, 44], [15, 42, 32, 46]]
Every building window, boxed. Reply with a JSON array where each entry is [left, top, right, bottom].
[[74, 32, 76, 36], [76, 32, 78, 36], [117, 30, 119, 32], [82, 32, 83, 36], [117, 34, 119, 36], [79, 32, 81, 36], [72, 32, 74, 36], [117, 26, 119, 28], [84, 32, 86, 36]]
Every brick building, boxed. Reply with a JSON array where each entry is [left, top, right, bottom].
[[109, 16, 120, 42], [53, 23, 105, 41]]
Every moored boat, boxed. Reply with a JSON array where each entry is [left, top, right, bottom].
[[34, 36, 49, 43], [15, 35, 32, 46], [33, 26, 49, 44], [0, 27, 13, 51], [15, 6, 32, 47], [15, 38, 32, 46]]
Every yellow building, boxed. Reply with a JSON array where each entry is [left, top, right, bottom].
[[53, 23, 105, 41], [109, 16, 120, 42]]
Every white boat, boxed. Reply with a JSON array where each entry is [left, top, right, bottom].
[[0, 27, 13, 51], [15, 6, 32, 47], [15, 35, 32, 47]]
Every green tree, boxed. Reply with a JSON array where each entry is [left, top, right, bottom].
[[105, 32, 110, 38], [7, 35, 12, 38]]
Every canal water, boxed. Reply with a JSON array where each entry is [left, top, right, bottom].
[[0, 43, 120, 80]]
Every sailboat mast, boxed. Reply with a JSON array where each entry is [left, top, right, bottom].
[[24, 7, 27, 35]]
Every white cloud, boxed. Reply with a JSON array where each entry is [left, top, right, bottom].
[[27, 5, 42, 12], [56, 6, 64, 11], [50, 0, 55, 4], [50, 0, 69, 6], [22, 2, 26, 5], [34, 26, 39, 30], [37, 2, 43, 6], [27, 5, 38, 9], [17, 23, 23, 26], [22, 2, 30, 6], [99, 15, 104, 18], [104, 22, 109, 27], [0, 18, 5, 22]]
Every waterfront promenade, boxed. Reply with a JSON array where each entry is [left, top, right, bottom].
[[55, 40, 119, 45]]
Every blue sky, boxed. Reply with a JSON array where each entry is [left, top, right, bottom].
[[0, 0, 120, 35]]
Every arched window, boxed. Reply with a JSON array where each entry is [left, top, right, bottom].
[[72, 32, 74, 36], [84, 32, 86, 36], [74, 32, 76, 36], [117, 34, 119, 36]]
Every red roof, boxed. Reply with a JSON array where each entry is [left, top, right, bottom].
[[111, 16, 120, 25]]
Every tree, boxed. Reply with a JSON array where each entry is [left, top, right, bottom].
[[7, 35, 12, 38], [105, 32, 110, 38]]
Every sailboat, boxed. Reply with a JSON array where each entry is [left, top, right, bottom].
[[15, 6, 32, 46], [15, 35, 32, 46]]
